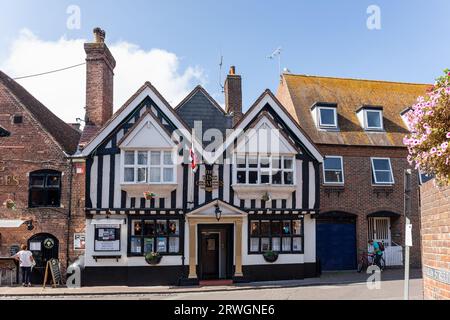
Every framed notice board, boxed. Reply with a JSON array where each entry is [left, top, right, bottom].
[[94, 224, 121, 251]]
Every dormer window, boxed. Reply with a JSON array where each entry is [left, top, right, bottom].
[[311, 102, 338, 129], [356, 106, 383, 131]]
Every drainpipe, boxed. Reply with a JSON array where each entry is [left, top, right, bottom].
[[66, 158, 74, 268]]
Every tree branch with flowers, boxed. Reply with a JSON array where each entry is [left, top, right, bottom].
[[404, 69, 450, 185]]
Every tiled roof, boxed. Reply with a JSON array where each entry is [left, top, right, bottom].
[[0, 70, 81, 154], [277, 74, 431, 147], [0, 125, 10, 137], [175, 86, 232, 143]]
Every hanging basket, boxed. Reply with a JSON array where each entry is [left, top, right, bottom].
[[145, 252, 162, 265], [143, 192, 156, 201], [263, 251, 279, 263]]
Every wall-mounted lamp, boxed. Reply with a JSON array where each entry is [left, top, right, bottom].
[[25, 220, 34, 231], [214, 203, 222, 221]]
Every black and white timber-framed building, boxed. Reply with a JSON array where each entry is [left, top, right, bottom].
[[75, 29, 323, 286]]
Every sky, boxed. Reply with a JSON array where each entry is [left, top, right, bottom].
[[1, 0, 450, 123]]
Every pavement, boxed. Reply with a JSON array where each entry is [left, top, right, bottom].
[[0, 268, 423, 299]]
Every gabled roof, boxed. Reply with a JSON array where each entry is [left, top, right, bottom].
[[277, 73, 431, 147], [0, 126, 10, 137], [175, 85, 232, 142], [0, 70, 81, 154], [79, 81, 192, 156], [117, 110, 176, 148]]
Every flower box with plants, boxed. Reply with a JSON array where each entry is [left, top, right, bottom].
[[143, 191, 156, 201], [262, 250, 279, 263], [145, 252, 162, 265]]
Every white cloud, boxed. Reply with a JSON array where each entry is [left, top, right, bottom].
[[1, 29, 206, 123]]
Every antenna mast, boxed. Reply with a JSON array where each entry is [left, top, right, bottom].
[[218, 55, 224, 93], [267, 46, 282, 76]]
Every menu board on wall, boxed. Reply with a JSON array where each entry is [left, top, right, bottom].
[[94, 225, 120, 252]]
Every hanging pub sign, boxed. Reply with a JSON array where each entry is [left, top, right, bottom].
[[197, 165, 223, 192]]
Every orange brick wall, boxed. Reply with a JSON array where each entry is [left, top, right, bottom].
[[420, 181, 450, 300]]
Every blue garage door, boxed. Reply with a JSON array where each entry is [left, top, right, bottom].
[[316, 219, 357, 271]]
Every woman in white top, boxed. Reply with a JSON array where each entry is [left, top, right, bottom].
[[14, 244, 35, 287]]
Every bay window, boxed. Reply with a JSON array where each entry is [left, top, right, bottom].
[[129, 218, 181, 255], [235, 154, 295, 185], [249, 217, 304, 254], [122, 150, 175, 184]]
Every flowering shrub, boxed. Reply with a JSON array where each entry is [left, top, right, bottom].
[[403, 70, 450, 185]]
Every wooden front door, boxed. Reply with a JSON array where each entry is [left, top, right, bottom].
[[200, 233, 219, 280], [28, 233, 59, 284]]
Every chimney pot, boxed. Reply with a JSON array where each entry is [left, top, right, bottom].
[[93, 27, 106, 43], [229, 66, 236, 75]]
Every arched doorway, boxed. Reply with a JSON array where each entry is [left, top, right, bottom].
[[316, 211, 357, 271], [28, 233, 59, 284]]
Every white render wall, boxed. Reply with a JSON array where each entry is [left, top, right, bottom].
[[84, 214, 316, 267]]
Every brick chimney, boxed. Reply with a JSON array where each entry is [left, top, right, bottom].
[[224, 66, 243, 126], [84, 27, 116, 126]]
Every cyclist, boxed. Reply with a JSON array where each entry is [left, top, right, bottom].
[[368, 240, 383, 270]]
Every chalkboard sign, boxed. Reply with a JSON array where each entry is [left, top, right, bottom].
[[43, 258, 63, 288]]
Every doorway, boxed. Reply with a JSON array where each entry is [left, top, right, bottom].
[[198, 224, 233, 280], [28, 233, 59, 284]]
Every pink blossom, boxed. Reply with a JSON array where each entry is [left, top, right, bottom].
[[437, 151, 443, 157], [430, 147, 437, 154], [441, 142, 449, 150], [447, 132, 450, 139]]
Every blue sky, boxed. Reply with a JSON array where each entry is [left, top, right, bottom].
[[1, 0, 450, 120]]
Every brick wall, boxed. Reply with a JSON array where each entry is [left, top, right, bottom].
[[420, 181, 450, 300], [318, 144, 422, 267], [0, 81, 81, 276]]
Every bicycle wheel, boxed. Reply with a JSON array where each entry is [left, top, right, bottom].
[[357, 260, 364, 273]]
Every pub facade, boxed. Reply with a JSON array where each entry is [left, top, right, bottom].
[[75, 29, 322, 285]]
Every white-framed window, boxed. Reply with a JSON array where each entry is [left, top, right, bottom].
[[364, 109, 383, 130], [371, 157, 394, 185], [122, 150, 175, 184], [323, 156, 344, 184], [318, 106, 338, 128], [235, 154, 295, 185]]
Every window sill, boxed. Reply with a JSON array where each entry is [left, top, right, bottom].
[[120, 183, 177, 197], [232, 184, 296, 200]]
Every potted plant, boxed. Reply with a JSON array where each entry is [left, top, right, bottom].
[[145, 252, 162, 265], [263, 250, 279, 263], [3, 199, 16, 210], [143, 191, 156, 201]]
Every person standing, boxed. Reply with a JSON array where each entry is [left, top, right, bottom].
[[13, 244, 34, 287], [368, 240, 383, 270]]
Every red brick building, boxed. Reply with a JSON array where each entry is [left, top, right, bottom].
[[277, 74, 428, 269], [0, 70, 81, 283], [420, 181, 450, 299]]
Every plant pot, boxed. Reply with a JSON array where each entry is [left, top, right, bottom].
[[263, 252, 279, 263], [145, 255, 162, 265]]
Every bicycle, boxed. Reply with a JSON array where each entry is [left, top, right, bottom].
[[357, 252, 385, 273]]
